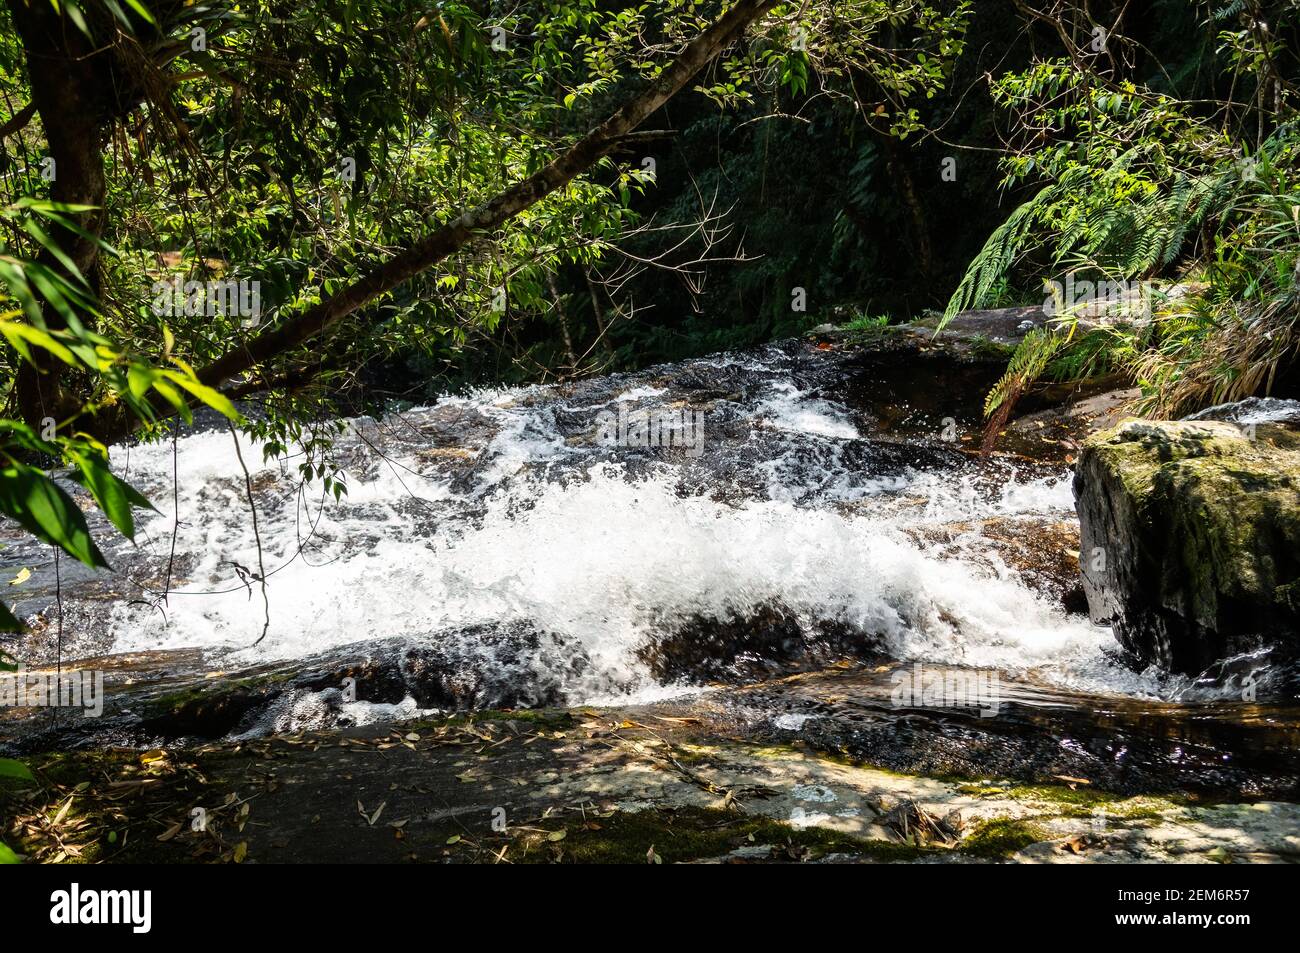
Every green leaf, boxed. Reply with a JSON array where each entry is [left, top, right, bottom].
[[68, 454, 154, 539], [151, 379, 192, 424], [0, 758, 35, 781], [0, 463, 109, 568], [0, 841, 20, 864], [0, 320, 77, 366], [123, 0, 157, 25], [0, 600, 22, 633], [63, 1, 90, 37], [127, 365, 155, 400], [19, 218, 86, 285], [161, 370, 243, 422]]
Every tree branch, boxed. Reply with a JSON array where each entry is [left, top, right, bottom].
[[0, 101, 35, 140], [190, 0, 776, 391], [81, 0, 776, 443]]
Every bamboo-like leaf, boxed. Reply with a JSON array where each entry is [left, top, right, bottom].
[[0, 463, 109, 568]]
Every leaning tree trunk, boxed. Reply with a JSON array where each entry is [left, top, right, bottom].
[[82, 0, 779, 443]]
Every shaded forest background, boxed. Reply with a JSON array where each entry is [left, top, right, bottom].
[[421, 0, 1217, 393]]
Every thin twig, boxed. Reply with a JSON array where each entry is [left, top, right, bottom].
[[228, 422, 271, 647]]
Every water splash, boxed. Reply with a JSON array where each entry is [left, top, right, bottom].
[[91, 342, 1184, 704]]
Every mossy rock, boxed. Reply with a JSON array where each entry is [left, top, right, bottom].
[[1074, 418, 1300, 672], [959, 817, 1050, 858]]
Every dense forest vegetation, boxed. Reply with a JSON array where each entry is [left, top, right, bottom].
[[0, 0, 1296, 626]]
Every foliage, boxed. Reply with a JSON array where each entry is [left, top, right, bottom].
[[844, 312, 891, 332], [66, 0, 970, 406], [0, 198, 240, 631], [944, 1, 1300, 421]]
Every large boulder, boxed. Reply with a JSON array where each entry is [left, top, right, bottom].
[[1073, 417, 1300, 674]]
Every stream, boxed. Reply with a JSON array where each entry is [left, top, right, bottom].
[[3, 336, 1298, 797]]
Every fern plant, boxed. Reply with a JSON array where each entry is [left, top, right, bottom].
[[944, 44, 1299, 432]]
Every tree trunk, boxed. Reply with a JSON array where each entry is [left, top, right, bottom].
[[546, 271, 579, 370], [9, 0, 111, 428]]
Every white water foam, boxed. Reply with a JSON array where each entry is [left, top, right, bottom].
[[758, 380, 861, 439], [99, 363, 1184, 704]]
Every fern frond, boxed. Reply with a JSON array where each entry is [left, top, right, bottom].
[[982, 325, 1073, 418], [942, 185, 1057, 324]]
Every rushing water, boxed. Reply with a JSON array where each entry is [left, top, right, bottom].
[[3, 338, 1272, 723], [90, 343, 1151, 697]]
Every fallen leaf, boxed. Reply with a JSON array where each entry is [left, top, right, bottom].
[[52, 796, 73, 826], [1052, 774, 1092, 789], [1058, 834, 1088, 855], [157, 821, 183, 842]]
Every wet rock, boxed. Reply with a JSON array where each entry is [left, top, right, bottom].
[[398, 624, 592, 709], [1074, 418, 1300, 673], [1003, 387, 1138, 459], [12, 708, 1294, 864], [902, 306, 1047, 348], [728, 665, 1300, 798], [1, 627, 598, 750], [809, 306, 1046, 360], [640, 606, 884, 684], [901, 517, 1085, 611], [1186, 395, 1300, 428]]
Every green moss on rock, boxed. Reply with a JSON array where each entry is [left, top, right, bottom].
[[959, 818, 1049, 858], [521, 806, 933, 864], [1075, 418, 1300, 672]]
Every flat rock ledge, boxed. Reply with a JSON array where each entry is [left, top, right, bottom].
[[5, 710, 1297, 864]]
